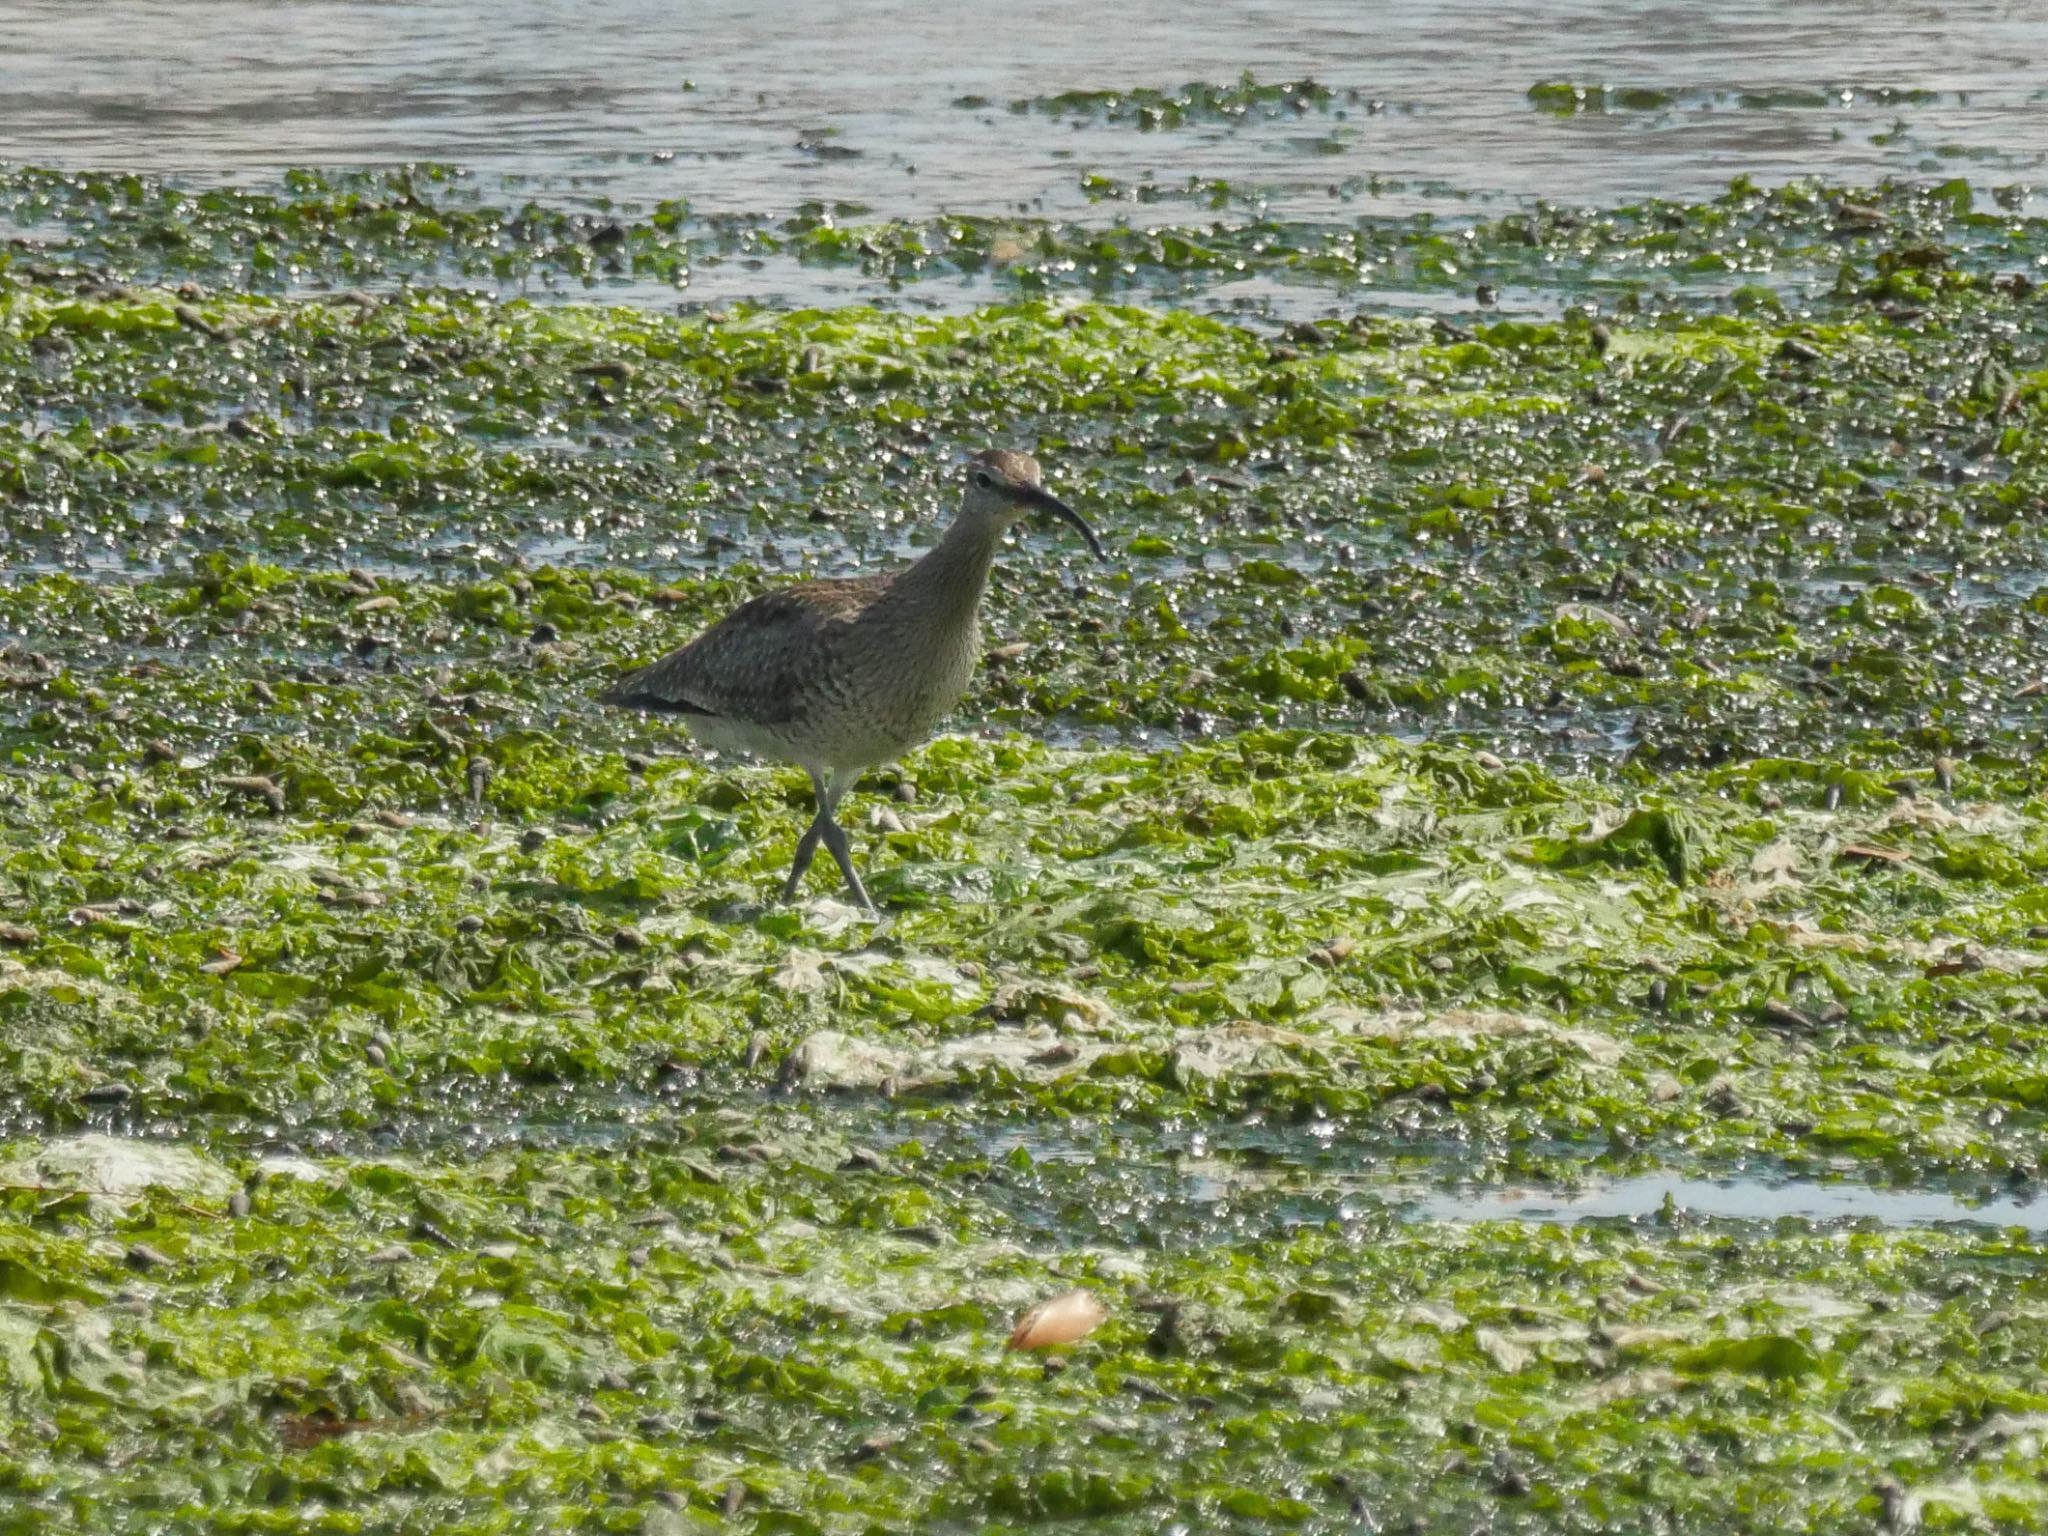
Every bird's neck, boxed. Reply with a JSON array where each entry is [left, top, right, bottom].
[[891, 512, 1001, 630]]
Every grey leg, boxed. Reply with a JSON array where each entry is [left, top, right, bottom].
[[818, 769, 877, 913], [779, 769, 829, 902]]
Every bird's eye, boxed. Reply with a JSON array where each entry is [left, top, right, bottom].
[[973, 470, 993, 489]]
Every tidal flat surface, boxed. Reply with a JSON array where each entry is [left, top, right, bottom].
[[4, 8, 2048, 1531]]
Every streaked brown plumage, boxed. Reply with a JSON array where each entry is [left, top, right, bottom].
[[601, 449, 1104, 911]]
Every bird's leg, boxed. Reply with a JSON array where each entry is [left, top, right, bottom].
[[779, 769, 830, 902], [816, 768, 877, 913]]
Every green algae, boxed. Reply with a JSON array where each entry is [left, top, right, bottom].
[[5, 230, 2048, 767], [3, 1144, 2047, 1533], [1528, 82, 1950, 117], [993, 74, 1349, 131], [3, 722, 2046, 1177], [4, 164, 2048, 1531]]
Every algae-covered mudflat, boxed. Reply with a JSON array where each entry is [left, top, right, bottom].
[[4, 147, 2048, 1533]]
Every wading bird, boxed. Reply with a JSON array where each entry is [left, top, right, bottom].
[[600, 450, 1105, 911]]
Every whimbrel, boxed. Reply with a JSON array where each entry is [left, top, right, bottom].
[[600, 450, 1105, 911]]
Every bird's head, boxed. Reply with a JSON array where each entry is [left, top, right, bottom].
[[960, 448, 1106, 559]]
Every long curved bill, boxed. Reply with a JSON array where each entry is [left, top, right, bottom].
[[1013, 484, 1108, 561]]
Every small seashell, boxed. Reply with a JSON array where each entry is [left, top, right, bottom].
[[1007, 1289, 1107, 1351]]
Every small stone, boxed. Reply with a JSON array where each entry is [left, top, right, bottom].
[[457, 914, 484, 934], [220, 774, 286, 814], [173, 302, 226, 338], [848, 1433, 899, 1463], [1309, 936, 1356, 968], [125, 1243, 172, 1270], [613, 927, 648, 952], [1761, 1000, 1815, 1031]]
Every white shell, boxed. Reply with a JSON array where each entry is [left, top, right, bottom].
[[1007, 1288, 1108, 1351]]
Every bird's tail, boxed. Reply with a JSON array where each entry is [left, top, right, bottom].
[[598, 662, 709, 716]]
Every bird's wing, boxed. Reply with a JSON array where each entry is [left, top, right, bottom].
[[600, 576, 886, 725]]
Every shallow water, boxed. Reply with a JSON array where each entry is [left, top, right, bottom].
[[1405, 1174, 2048, 1230], [267, 1107, 2048, 1236], [3, 0, 2044, 226]]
